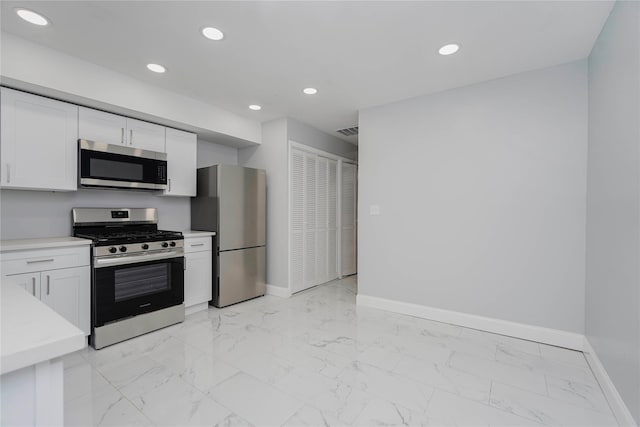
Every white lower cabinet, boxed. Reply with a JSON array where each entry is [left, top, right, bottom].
[[184, 236, 212, 312], [1, 243, 91, 336]]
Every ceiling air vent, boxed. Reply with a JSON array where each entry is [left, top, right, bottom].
[[336, 126, 359, 136]]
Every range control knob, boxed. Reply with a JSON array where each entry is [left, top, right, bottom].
[[141, 244, 149, 250], [169, 241, 176, 247], [119, 246, 128, 253], [109, 247, 117, 254], [161, 242, 169, 248]]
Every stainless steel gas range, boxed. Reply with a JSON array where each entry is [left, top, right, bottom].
[[72, 208, 185, 349]]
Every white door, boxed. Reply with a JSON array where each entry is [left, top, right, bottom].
[[184, 251, 212, 307], [3, 273, 40, 298], [164, 128, 197, 196], [290, 148, 340, 293], [126, 118, 165, 152], [78, 107, 128, 145], [40, 267, 90, 335], [0, 88, 78, 191], [341, 162, 357, 276], [289, 149, 305, 292]]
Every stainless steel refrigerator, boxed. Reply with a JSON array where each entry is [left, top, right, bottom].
[[191, 165, 266, 307]]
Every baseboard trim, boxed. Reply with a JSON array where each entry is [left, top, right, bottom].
[[583, 337, 637, 426], [266, 284, 291, 298], [356, 294, 584, 350]]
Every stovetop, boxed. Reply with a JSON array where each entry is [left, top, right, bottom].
[[75, 229, 183, 245]]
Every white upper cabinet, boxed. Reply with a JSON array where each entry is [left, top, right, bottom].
[[78, 107, 165, 152], [78, 107, 127, 145], [126, 118, 165, 152], [163, 128, 197, 197], [1, 87, 79, 191]]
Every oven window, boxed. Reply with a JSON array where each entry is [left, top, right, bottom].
[[114, 264, 170, 302], [90, 158, 144, 181]]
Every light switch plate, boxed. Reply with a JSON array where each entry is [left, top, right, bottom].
[[369, 205, 380, 216]]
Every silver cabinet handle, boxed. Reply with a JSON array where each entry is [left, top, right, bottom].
[[6, 164, 10, 183], [32, 277, 36, 296], [121, 127, 125, 144], [130, 129, 133, 145], [184, 257, 187, 270], [190, 243, 205, 247], [26, 258, 54, 264], [46, 275, 50, 295], [168, 178, 171, 192]]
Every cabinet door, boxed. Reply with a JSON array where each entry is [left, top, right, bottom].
[[1, 88, 78, 191], [184, 251, 212, 307], [3, 273, 40, 298], [78, 107, 127, 145], [163, 128, 197, 197], [40, 267, 90, 335], [126, 118, 165, 152]]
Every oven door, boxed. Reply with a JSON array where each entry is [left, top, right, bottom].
[[79, 139, 167, 190], [93, 253, 184, 327]]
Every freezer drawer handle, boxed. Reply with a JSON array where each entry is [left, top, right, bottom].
[[190, 243, 205, 247]]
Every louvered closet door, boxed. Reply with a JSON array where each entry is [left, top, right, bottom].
[[290, 148, 340, 293], [341, 162, 357, 276], [303, 155, 317, 289], [316, 157, 329, 285], [290, 150, 305, 291]]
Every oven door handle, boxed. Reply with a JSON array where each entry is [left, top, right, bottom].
[[94, 250, 183, 268]]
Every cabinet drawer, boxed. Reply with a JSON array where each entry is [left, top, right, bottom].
[[184, 236, 212, 253], [1, 247, 90, 275]]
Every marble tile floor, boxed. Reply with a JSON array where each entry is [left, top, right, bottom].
[[61, 277, 617, 426]]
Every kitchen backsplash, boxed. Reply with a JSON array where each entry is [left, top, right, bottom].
[[0, 189, 191, 240]]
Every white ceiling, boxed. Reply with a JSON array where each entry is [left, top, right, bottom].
[[0, 1, 613, 145]]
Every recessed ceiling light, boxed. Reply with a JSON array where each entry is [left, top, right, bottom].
[[249, 105, 262, 111], [15, 8, 48, 26], [438, 43, 460, 56], [303, 87, 318, 95], [146, 63, 166, 73], [202, 27, 224, 41]]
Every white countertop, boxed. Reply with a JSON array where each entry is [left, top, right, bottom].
[[1, 284, 85, 375], [182, 230, 216, 238], [0, 237, 92, 253]]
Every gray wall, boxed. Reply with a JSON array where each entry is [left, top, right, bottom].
[[1, 140, 239, 240], [585, 1, 640, 423], [238, 118, 289, 288], [288, 119, 357, 161], [358, 61, 588, 333], [238, 117, 357, 289], [0, 189, 190, 239], [197, 140, 238, 167]]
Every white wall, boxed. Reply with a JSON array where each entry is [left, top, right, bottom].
[[358, 61, 588, 333], [0, 33, 261, 147], [0, 189, 190, 240], [585, 1, 640, 423], [238, 117, 357, 289]]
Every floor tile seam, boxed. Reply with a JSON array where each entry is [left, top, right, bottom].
[[492, 356, 600, 388], [390, 360, 494, 398], [573, 355, 621, 420], [489, 378, 616, 417], [431, 388, 546, 426], [449, 350, 556, 384], [498, 345, 593, 371], [113, 385, 158, 427]]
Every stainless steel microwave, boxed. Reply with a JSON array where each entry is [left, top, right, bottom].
[[78, 140, 167, 190]]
